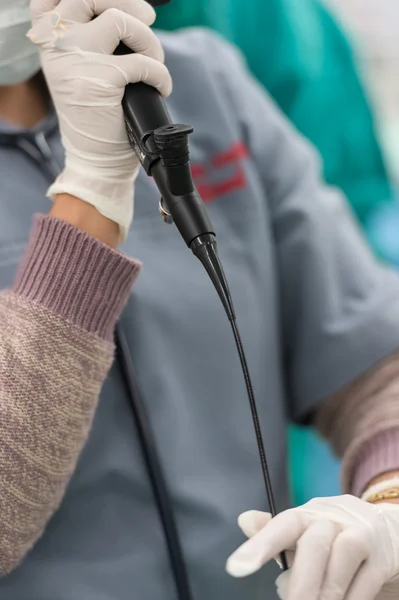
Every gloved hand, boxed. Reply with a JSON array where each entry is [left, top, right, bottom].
[[226, 495, 399, 600], [28, 0, 172, 241]]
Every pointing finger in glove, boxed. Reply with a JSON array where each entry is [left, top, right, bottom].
[[238, 510, 272, 538], [226, 508, 312, 577]]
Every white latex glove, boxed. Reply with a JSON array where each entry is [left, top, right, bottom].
[[28, 0, 172, 241], [226, 495, 399, 600]]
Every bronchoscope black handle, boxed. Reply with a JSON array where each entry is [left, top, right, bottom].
[[114, 41, 216, 248]]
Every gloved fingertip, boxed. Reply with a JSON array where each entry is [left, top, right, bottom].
[[238, 510, 272, 538], [225, 552, 263, 578], [275, 569, 290, 599], [161, 77, 173, 98], [139, 1, 157, 26]]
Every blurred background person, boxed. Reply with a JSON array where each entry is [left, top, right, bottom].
[[326, 0, 399, 184], [155, 0, 395, 504], [326, 0, 399, 272]]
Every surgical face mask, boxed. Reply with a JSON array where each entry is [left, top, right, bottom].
[[0, 0, 40, 86]]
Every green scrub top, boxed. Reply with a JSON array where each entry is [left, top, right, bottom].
[[155, 0, 393, 506]]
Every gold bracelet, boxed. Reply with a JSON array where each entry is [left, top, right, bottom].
[[367, 488, 399, 504]]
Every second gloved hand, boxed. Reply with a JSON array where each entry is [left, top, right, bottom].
[[28, 0, 173, 241], [226, 495, 399, 600]]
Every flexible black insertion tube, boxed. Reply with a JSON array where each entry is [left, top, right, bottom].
[[230, 319, 289, 572], [190, 236, 289, 572]]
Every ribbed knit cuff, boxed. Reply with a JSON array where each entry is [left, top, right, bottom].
[[12, 215, 141, 341], [350, 428, 399, 497]]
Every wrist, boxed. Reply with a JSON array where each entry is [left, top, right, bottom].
[[47, 165, 136, 243], [368, 471, 399, 487], [362, 472, 399, 505], [50, 194, 119, 249], [13, 215, 141, 341]]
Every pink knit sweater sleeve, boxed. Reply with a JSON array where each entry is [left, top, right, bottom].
[[315, 353, 399, 497], [0, 215, 140, 575]]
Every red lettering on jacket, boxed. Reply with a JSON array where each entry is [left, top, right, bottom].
[[190, 141, 249, 203]]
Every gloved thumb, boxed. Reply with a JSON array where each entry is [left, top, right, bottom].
[[238, 510, 272, 538], [276, 569, 291, 600]]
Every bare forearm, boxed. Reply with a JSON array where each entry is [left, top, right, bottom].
[[363, 471, 399, 505], [51, 193, 119, 249]]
